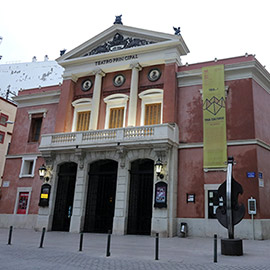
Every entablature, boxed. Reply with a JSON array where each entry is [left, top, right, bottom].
[[177, 60, 270, 94]]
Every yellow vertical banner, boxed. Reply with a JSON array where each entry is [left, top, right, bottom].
[[202, 65, 227, 168]]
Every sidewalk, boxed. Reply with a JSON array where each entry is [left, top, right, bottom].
[[0, 228, 269, 269]]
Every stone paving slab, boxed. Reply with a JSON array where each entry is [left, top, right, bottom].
[[0, 228, 270, 269]]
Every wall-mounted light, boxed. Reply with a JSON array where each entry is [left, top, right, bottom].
[[39, 164, 47, 180], [38, 164, 52, 182], [155, 158, 164, 179]]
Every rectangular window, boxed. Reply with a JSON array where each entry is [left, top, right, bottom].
[[144, 103, 161, 125], [28, 114, 43, 142], [0, 131, 5, 144], [16, 192, 29, 214], [19, 157, 37, 178], [76, 111, 90, 131], [109, 107, 124, 128], [0, 113, 8, 127]]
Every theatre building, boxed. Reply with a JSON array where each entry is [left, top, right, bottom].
[[0, 20, 270, 239]]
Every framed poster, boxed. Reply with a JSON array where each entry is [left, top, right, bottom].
[[17, 192, 29, 214], [39, 183, 51, 207], [154, 181, 167, 208]]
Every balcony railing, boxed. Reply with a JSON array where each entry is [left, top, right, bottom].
[[39, 124, 179, 152]]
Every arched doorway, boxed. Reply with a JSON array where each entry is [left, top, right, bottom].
[[127, 159, 154, 235], [52, 162, 77, 231], [84, 160, 118, 233]]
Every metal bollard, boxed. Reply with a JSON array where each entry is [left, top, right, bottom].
[[106, 230, 111, 257], [7, 226, 13, 245], [39, 227, 46, 248], [155, 232, 159, 260], [214, 234, 217, 263], [79, 232, 84, 252]]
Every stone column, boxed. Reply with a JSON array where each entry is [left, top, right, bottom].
[[89, 69, 105, 130], [127, 63, 141, 126]]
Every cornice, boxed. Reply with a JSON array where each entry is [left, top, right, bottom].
[[179, 139, 270, 151], [13, 89, 61, 108], [6, 153, 42, 159], [177, 60, 270, 94], [59, 40, 185, 68], [61, 47, 183, 80]]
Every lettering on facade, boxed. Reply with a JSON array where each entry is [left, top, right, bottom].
[[95, 54, 138, 66], [204, 116, 225, 122]]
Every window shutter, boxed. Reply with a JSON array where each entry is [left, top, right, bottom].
[[109, 107, 124, 128], [76, 111, 90, 131], [144, 103, 161, 125]]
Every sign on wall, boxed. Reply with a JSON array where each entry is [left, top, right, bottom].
[[202, 65, 227, 168]]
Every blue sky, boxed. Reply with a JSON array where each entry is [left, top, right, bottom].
[[1, 0, 269, 71]]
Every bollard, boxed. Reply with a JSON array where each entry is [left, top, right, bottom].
[[39, 227, 46, 248], [106, 230, 111, 257], [214, 234, 217, 263], [79, 232, 84, 252], [7, 226, 13, 245], [155, 232, 159, 260]]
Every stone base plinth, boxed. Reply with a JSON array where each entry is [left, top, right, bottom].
[[221, 238, 243, 256]]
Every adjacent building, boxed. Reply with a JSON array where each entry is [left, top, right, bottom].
[[0, 20, 269, 239], [0, 97, 17, 187]]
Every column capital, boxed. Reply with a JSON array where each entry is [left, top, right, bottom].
[[93, 69, 105, 77], [130, 62, 142, 71], [62, 74, 79, 82]]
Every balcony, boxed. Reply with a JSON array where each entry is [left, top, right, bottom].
[[39, 124, 179, 153]]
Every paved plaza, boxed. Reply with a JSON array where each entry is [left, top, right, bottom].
[[0, 228, 270, 269]]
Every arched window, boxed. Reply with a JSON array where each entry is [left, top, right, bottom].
[[72, 98, 92, 131], [104, 94, 129, 129], [139, 89, 163, 126]]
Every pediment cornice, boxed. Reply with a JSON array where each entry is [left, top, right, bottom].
[[57, 24, 189, 68]]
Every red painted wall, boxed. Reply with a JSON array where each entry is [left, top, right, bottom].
[[178, 78, 255, 144], [163, 63, 178, 124], [0, 157, 44, 214], [257, 146, 270, 218], [8, 103, 58, 155], [226, 79, 255, 140], [253, 80, 270, 145], [0, 87, 58, 214], [178, 145, 259, 219], [55, 79, 75, 133]]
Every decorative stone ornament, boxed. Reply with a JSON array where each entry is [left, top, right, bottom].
[[84, 33, 155, 56], [113, 74, 125, 87], [114, 15, 123, 25], [81, 79, 93, 92], [173, 26, 181, 35], [148, 68, 161, 82]]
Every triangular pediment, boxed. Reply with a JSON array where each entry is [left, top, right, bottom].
[[57, 24, 189, 64]]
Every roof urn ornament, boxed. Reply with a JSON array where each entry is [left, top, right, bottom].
[[114, 15, 123, 25]]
